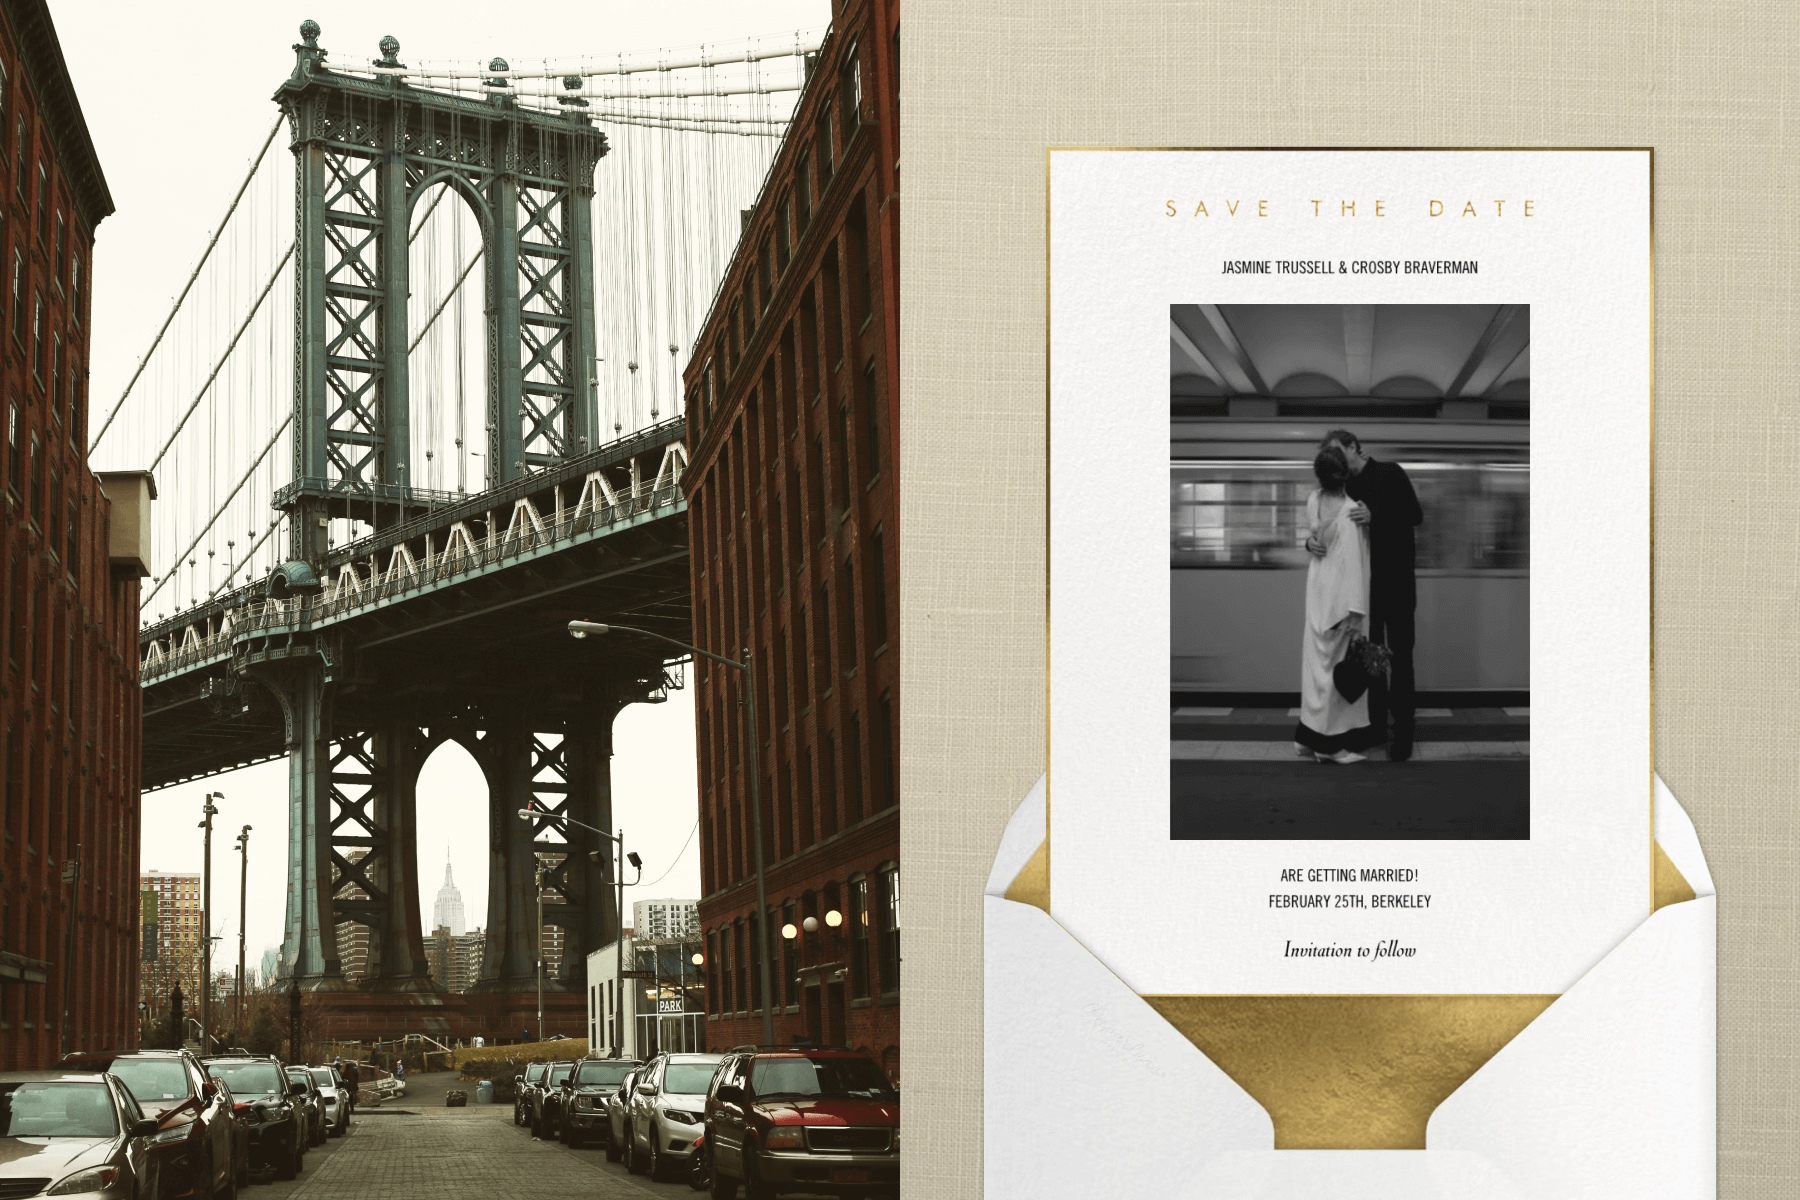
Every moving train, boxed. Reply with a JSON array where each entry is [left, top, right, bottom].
[[1171, 418, 1529, 696]]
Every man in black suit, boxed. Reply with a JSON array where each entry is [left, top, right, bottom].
[[1306, 429, 1423, 760]]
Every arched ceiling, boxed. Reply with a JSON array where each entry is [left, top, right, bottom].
[[1170, 304, 1529, 401]]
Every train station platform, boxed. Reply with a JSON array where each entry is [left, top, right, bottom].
[[1169, 705, 1531, 839]]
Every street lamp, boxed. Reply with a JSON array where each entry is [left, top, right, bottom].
[[515, 806, 642, 1054], [234, 826, 252, 1043], [198, 792, 223, 1054], [567, 619, 776, 1048]]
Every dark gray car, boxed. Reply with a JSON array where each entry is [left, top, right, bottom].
[[286, 1067, 328, 1147]]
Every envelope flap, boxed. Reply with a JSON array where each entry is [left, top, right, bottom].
[[986, 774, 1047, 898], [1655, 775, 1715, 898]]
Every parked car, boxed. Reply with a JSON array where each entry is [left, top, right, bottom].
[[557, 1057, 640, 1148], [703, 1048, 899, 1200], [0, 1071, 163, 1200], [526, 1060, 575, 1138], [514, 1062, 548, 1127], [286, 1066, 329, 1147], [201, 1054, 307, 1180], [306, 1065, 352, 1137], [603, 1067, 643, 1162], [61, 1048, 244, 1198], [624, 1052, 725, 1180]]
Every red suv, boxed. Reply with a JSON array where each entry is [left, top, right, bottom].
[[703, 1048, 898, 1200]]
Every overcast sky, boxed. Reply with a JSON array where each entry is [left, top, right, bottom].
[[58, 0, 827, 975]]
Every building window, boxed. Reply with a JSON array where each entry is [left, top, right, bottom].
[[817, 109, 834, 181], [861, 360, 881, 481], [706, 929, 719, 1014], [758, 235, 772, 312], [12, 118, 24, 197], [732, 921, 745, 1013], [839, 557, 858, 673], [31, 291, 42, 380], [877, 865, 899, 995], [849, 875, 870, 999], [35, 165, 46, 243], [841, 43, 862, 131], [782, 899, 798, 1005], [847, 196, 872, 322], [26, 432, 37, 525], [815, 585, 832, 696], [5, 400, 15, 493], [49, 335, 59, 418], [846, 713, 865, 826], [795, 150, 812, 228], [70, 255, 80, 325], [776, 197, 792, 271], [52, 213, 62, 290], [10, 248, 20, 341], [833, 403, 851, 513], [65, 497, 76, 576], [876, 692, 896, 811], [65, 360, 77, 441], [867, 526, 888, 652]]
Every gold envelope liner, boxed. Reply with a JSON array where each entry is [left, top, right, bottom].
[[1006, 837, 1698, 1149]]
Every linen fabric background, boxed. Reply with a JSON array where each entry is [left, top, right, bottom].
[[899, 1, 1799, 1195]]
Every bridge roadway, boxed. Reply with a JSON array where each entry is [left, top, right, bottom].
[[139, 418, 690, 789]]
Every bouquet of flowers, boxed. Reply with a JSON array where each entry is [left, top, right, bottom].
[[1347, 634, 1393, 680]]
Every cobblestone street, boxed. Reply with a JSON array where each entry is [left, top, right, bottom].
[[260, 1092, 672, 1200]]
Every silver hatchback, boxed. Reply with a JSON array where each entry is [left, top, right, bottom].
[[623, 1053, 725, 1181], [0, 1072, 162, 1199]]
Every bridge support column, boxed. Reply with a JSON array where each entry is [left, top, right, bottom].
[[473, 720, 543, 991], [559, 700, 625, 989], [360, 719, 436, 991], [266, 662, 349, 988]]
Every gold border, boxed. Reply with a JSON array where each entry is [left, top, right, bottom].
[[1043, 144, 1656, 927]]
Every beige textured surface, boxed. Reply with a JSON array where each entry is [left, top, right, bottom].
[[900, 1, 1799, 1195]]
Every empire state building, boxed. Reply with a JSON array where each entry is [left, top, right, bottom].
[[433, 850, 467, 937]]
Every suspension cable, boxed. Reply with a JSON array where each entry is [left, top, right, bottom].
[[409, 250, 483, 352], [144, 411, 293, 607], [89, 112, 285, 453], [148, 242, 294, 474]]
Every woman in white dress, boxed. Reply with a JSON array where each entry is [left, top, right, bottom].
[[1293, 443, 1374, 763]]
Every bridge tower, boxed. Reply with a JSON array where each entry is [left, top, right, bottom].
[[260, 22, 629, 999]]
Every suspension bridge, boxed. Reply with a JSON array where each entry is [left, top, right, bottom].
[[94, 20, 820, 1038]]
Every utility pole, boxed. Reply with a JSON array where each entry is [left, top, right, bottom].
[[199, 792, 221, 1053], [58, 844, 81, 1058], [235, 825, 252, 1044], [534, 858, 546, 1043]]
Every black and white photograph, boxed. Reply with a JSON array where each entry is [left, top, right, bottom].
[[1170, 304, 1530, 839]]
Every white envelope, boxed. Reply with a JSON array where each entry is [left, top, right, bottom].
[[984, 773, 1715, 1199]]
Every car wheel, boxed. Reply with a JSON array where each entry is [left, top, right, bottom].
[[275, 1132, 298, 1182], [605, 1123, 623, 1163], [647, 1123, 665, 1181], [688, 1144, 711, 1193], [741, 1148, 775, 1200], [625, 1122, 646, 1175], [709, 1157, 737, 1200], [513, 1101, 524, 1127]]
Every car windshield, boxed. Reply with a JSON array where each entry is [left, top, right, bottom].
[[207, 1062, 284, 1098], [107, 1060, 192, 1103], [663, 1064, 719, 1095], [749, 1058, 896, 1101], [547, 1064, 573, 1085], [0, 1083, 118, 1138], [307, 1069, 334, 1088], [525, 1064, 545, 1082], [573, 1061, 633, 1087], [62, 1059, 190, 1103]]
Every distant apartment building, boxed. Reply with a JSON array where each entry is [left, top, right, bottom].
[[334, 850, 371, 982], [139, 871, 203, 1015], [423, 924, 485, 994], [633, 898, 699, 942]]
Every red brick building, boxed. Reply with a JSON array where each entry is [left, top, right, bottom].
[[681, 0, 900, 1079], [0, 0, 143, 1069]]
